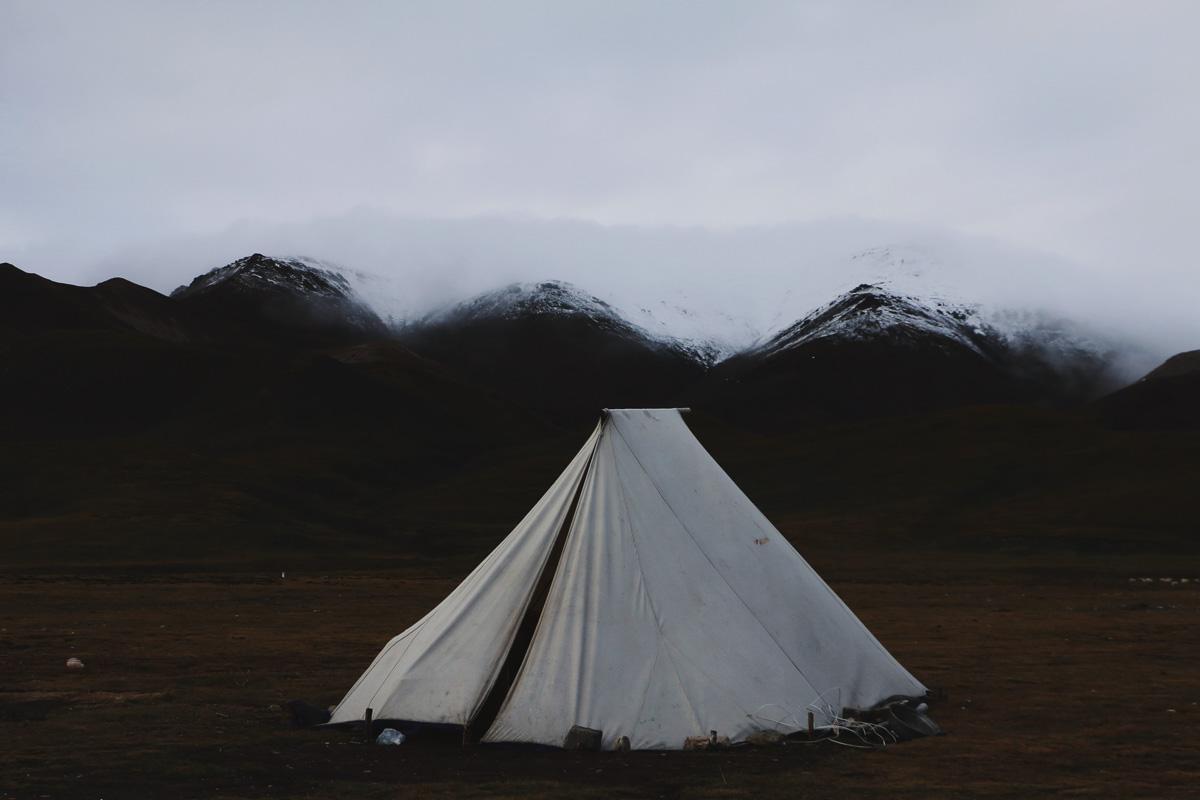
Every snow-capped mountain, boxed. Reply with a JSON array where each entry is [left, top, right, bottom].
[[172, 257, 743, 362], [417, 280, 725, 365], [166, 244, 1131, 379], [743, 240, 1133, 398], [171, 254, 387, 339], [420, 280, 624, 326], [401, 280, 707, 420], [160, 249, 1136, 420], [754, 282, 1000, 360], [703, 278, 1129, 426], [172, 254, 356, 300], [755, 279, 1120, 383], [6, 245, 1159, 428], [618, 296, 760, 364]]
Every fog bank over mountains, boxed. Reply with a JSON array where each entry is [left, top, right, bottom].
[[45, 213, 1190, 372], [6, 2, 1198, 372]]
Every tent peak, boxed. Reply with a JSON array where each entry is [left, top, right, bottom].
[[601, 407, 690, 418]]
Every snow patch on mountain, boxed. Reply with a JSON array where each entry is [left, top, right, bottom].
[[420, 280, 617, 325], [759, 244, 969, 338], [752, 245, 1126, 378], [418, 280, 729, 365], [756, 282, 997, 359], [616, 295, 761, 362], [172, 254, 354, 299]]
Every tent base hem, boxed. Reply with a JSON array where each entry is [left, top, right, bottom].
[[318, 693, 939, 751]]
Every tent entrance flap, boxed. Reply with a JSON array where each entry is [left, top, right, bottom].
[[463, 439, 598, 744]]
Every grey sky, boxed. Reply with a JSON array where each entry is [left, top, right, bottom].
[[2, 1, 1198, 355]]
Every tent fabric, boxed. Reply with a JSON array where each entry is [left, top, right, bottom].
[[331, 409, 926, 748], [328, 423, 601, 727]]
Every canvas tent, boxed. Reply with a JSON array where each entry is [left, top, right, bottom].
[[330, 408, 926, 750]]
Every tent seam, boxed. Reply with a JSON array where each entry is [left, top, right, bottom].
[[333, 628, 415, 716], [613, 429, 802, 732], [610, 418, 823, 699], [363, 616, 435, 713], [680, 422, 925, 693], [613, 450, 705, 734]]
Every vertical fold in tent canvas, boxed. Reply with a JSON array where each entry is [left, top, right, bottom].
[[330, 409, 926, 749], [328, 423, 601, 728]]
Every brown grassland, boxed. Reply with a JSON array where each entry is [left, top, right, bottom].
[[2, 408, 1199, 798]]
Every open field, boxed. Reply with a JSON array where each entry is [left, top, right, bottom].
[[3, 563, 1198, 799], [3, 407, 1199, 797]]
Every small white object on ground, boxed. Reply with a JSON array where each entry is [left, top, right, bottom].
[[376, 728, 405, 745], [66, 657, 84, 670]]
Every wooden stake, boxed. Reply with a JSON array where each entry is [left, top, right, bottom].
[[807, 711, 814, 737], [364, 707, 373, 741]]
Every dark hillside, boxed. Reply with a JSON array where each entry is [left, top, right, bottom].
[[1097, 349, 1200, 430], [1, 263, 1194, 572], [0, 263, 554, 565]]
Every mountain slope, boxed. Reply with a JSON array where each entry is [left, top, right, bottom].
[[0, 262, 238, 433], [402, 281, 708, 419], [1, 262, 210, 341], [1096, 349, 1200, 429]]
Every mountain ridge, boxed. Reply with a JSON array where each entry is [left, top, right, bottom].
[[414, 279, 724, 365], [703, 281, 1128, 426], [0, 254, 1167, 427]]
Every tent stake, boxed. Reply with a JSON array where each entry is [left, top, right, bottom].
[[364, 707, 373, 742], [807, 711, 814, 737]]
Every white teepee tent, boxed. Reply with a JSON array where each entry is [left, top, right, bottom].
[[330, 409, 925, 749]]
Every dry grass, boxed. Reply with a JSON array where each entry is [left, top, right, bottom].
[[3, 566, 1197, 799]]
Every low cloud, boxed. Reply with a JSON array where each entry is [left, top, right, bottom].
[[19, 211, 1186, 374]]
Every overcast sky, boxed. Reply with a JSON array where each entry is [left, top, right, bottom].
[[2, 1, 1198, 353]]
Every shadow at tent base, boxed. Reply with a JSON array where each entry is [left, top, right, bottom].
[[317, 719, 563, 751], [314, 695, 941, 752]]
